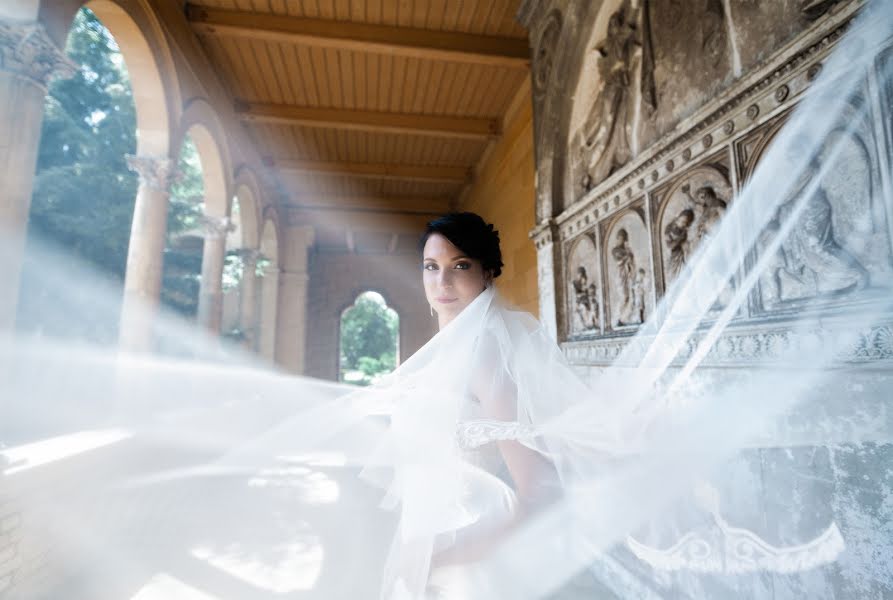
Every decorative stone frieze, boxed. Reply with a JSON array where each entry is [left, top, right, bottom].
[[562, 321, 893, 367], [527, 0, 893, 365], [0, 20, 76, 90], [557, 12, 856, 232]]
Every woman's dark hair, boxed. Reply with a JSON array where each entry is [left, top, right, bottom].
[[420, 212, 504, 278]]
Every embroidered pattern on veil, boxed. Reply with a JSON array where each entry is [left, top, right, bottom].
[[455, 419, 536, 450]]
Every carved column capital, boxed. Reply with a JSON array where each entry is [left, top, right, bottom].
[[530, 219, 559, 249], [236, 247, 262, 266], [126, 155, 177, 193], [0, 20, 77, 90], [198, 215, 235, 240]]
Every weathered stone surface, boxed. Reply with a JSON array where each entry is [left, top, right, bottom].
[[729, 0, 839, 75], [566, 232, 602, 335], [650, 153, 733, 299], [647, 0, 734, 139], [600, 201, 654, 331]]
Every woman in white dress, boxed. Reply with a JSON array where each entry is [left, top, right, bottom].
[[368, 212, 559, 598]]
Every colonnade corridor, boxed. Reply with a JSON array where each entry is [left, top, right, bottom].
[[2, 1, 893, 599]]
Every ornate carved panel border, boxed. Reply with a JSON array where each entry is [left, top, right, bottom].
[[525, 0, 893, 365]]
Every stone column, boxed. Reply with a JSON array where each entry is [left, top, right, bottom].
[[239, 248, 260, 350], [196, 215, 233, 333], [0, 20, 76, 331], [119, 155, 176, 351], [258, 260, 279, 362], [531, 220, 561, 341], [274, 225, 315, 374]]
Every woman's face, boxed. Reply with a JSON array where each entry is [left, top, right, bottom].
[[422, 233, 490, 328]]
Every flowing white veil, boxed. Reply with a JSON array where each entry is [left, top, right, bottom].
[[2, 1, 893, 599]]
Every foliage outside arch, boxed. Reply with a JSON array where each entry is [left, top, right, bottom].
[[86, 0, 173, 158], [174, 98, 233, 218], [339, 291, 400, 386]]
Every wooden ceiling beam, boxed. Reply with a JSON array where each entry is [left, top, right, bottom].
[[285, 207, 430, 234], [287, 195, 451, 214], [236, 101, 500, 140], [272, 159, 470, 184], [186, 5, 530, 68]]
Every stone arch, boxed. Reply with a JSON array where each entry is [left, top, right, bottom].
[[174, 98, 233, 218], [337, 289, 402, 384], [523, 1, 607, 221], [233, 165, 263, 251], [221, 166, 264, 344], [336, 283, 409, 364], [565, 233, 601, 337], [600, 204, 653, 331], [85, 0, 176, 158]]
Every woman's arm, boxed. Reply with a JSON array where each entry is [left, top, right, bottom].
[[432, 337, 561, 567]]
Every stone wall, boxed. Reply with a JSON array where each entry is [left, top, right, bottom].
[[305, 251, 436, 381], [522, 0, 892, 354], [520, 0, 893, 596], [460, 77, 539, 316]]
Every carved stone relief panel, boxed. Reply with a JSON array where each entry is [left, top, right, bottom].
[[565, 232, 602, 337], [726, 0, 847, 74], [600, 202, 654, 330], [648, 0, 734, 138], [876, 46, 893, 252], [651, 155, 734, 305], [739, 95, 893, 315], [572, 1, 647, 194]]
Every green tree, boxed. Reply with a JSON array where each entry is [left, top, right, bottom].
[[340, 292, 399, 385], [19, 7, 206, 337], [161, 135, 205, 317], [28, 8, 138, 278], [18, 8, 137, 341]]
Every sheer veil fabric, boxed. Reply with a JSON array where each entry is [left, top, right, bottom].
[[350, 286, 621, 599], [3, 2, 893, 598]]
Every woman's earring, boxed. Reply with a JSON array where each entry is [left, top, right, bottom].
[[430, 305, 435, 317]]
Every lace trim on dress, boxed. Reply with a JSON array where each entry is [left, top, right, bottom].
[[455, 419, 536, 450]]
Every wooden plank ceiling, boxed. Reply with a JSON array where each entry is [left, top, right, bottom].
[[185, 0, 530, 253]]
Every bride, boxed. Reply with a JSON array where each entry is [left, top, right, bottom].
[[357, 212, 614, 599]]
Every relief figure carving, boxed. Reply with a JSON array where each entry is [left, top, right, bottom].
[[765, 160, 870, 302], [659, 168, 733, 307], [567, 235, 601, 335], [611, 228, 644, 326], [684, 183, 728, 245], [572, 267, 600, 332], [664, 208, 695, 280], [579, 2, 652, 190]]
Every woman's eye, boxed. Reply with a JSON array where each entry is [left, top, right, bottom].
[[455, 262, 471, 270], [424, 263, 438, 271]]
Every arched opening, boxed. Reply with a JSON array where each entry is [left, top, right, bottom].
[[183, 120, 229, 219], [258, 218, 279, 361], [220, 193, 244, 341], [86, 0, 171, 159], [231, 175, 263, 349], [177, 118, 231, 333], [339, 291, 400, 386], [161, 133, 205, 317], [17, 6, 138, 342]]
